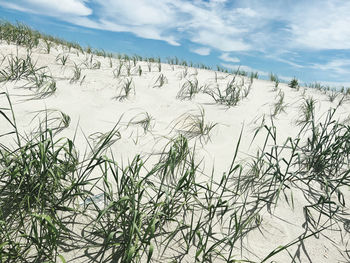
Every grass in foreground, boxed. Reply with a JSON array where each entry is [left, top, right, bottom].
[[2, 90, 349, 262]]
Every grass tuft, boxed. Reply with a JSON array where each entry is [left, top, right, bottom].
[[152, 74, 168, 88], [172, 107, 217, 144], [271, 90, 287, 117], [176, 77, 201, 100], [114, 78, 135, 101]]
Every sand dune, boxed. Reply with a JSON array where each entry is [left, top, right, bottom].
[[1, 37, 349, 263]]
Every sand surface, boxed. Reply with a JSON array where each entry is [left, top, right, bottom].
[[1, 41, 349, 262]]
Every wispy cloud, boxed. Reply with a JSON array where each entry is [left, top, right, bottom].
[[310, 59, 350, 75], [191, 47, 211, 56], [288, 1, 350, 50], [219, 53, 240, 63], [0, 0, 92, 16]]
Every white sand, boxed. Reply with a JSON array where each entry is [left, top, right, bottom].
[[1, 41, 349, 262]]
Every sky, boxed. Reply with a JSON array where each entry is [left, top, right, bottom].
[[1, 0, 350, 86]]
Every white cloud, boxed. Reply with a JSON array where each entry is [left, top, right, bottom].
[[97, 0, 175, 26], [0, 0, 92, 16], [0, 2, 30, 12], [274, 58, 304, 69], [3, 0, 350, 54], [310, 59, 350, 75], [0, 0, 255, 49], [191, 47, 211, 56], [288, 1, 350, 50], [235, 8, 256, 17], [219, 53, 240, 63]]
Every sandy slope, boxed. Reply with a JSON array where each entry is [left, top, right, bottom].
[[1, 41, 349, 262]]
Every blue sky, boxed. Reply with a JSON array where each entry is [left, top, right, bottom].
[[1, 0, 350, 86]]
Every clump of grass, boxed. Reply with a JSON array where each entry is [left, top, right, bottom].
[[152, 74, 168, 88], [214, 72, 218, 83], [43, 39, 52, 54], [31, 109, 71, 135], [147, 61, 152, 72], [113, 62, 137, 77], [70, 63, 82, 84], [176, 67, 188, 80], [0, 54, 46, 82], [242, 80, 253, 98], [127, 112, 154, 134], [84, 153, 168, 262], [289, 77, 299, 89], [55, 53, 69, 66], [157, 58, 162, 72], [172, 107, 217, 144], [0, 94, 82, 262], [269, 72, 278, 82], [308, 82, 323, 91], [271, 75, 280, 91], [82, 55, 101, 70], [94, 48, 107, 58], [296, 97, 316, 127], [0, 54, 57, 99], [328, 89, 338, 103], [32, 78, 57, 99], [346, 88, 350, 96], [271, 90, 287, 117], [114, 78, 135, 101], [85, 46, 92, 54], [1, 21, 85, 53], [82, 55, 91, 68], [250, 114, 266, 144], [91, 60, 101, 69], [132, 55, 137, 66], [138, 65, 142, 76], [109, 57, 113, 68], [0, 21, 40, 49], [176, 77, 201, 100], [113, 62, 124, 78], [125, 61, 132, 76], [88, 128, 121, 154], [250, 71, 259, 80], [23, 70, 47, 89], [206, 75, 244, 107], [297, 108, 350, 232]]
